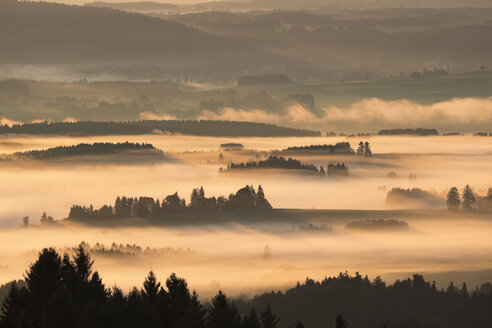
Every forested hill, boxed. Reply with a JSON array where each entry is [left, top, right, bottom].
[[0, 0, 285, 68], [0, 120, 320, 137], [12, 142, 162, 160], [240, 272, 492, 328]]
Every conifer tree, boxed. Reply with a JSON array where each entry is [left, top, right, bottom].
[[261, 305, 280, 328], [462, 185, 476, 211], [446, 187, 461, 211]]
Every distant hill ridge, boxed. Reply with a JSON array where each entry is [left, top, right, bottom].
[[0, 0, 286, 68], [0, 120, 320, 137]]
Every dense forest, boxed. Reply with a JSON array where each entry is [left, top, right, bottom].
[[12, 142, 161, 160], [68, 185, 272, 221], [222, 157, 321, 174], [378, 128, 439, 136], [239, 271, 492, 328], [4, 249, 492, 328], [0, 247, 287, 328], [221, 156, 349, 178], [275, 143, 354, 155], [0, 121, 319, 137]]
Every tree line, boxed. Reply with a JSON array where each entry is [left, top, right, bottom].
[[239, 271, 492, 328], [278, 142, 354, 154], [221, 156, 349, 177], [0, 120, 319, 137], [13, 142, 158, 160], [378, 128, 439, 136], [3, 248, 492, 327], [0, 247, 291, 328], [68, 185, 272, 220]]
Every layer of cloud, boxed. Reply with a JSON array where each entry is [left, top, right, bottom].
[[0, 116, 21, 127], [139, 111, 177, 121], [197, 97, 492, 133]]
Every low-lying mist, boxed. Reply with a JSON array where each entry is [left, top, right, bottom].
[[0, 134, 491, 296], [0, 134, 491, 225], [198, 97, 492, 133], [1, 214, 492, 298]]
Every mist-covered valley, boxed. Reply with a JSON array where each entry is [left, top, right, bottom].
[[1, 134, 492, 300], [2, 0, 492, 326]]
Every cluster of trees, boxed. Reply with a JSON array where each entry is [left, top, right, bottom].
[[356, 141, 372, 156], [21, 212, 55, 227], [0, 247, 289, 328], [326, 163, 349, 177], [13, 142, 158, 160], [219, 143, 244, 150], [378, 128, 439, 136], [279, 143, 354, 154], [240, 271, 492, 328], [68, 185, 272, 220], [222, 157, 350, 178], [223, 157, 321, 174], [386, 188, 444, 208], [410, 68, 449, 79], [67, 241, 194, 258], [345, 219, 409, 231], [446, 185, 477, 211], [0, 120, 319, 137]]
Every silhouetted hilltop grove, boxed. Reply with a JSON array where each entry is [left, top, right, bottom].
[[0, 247, 286, 328], [221, 156, 349, 177], [239, 272, 492, 328], [386, 188, 445, 209], [378, 128, 439, 136], [222, 156, 320, 174], [275, 143, 355, 155], [68, 185, 272, 221], [0, 120, 319, 137], [12, 142, 162, 160]]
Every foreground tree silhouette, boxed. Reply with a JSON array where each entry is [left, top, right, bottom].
[[261, 305, 280, 328], [242, 308, 261, 328], [447, 187, 461, 211], [0, 247, 281, 328], [206, 291, 241, 328]]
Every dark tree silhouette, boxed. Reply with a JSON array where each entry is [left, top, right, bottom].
[[261, 305, 280, 328], [364, 142, 372, 156], [206, 291, 241, 328], [142, 271, 161, 304], [357, 142, 364, 155], [447, 187, 461, 211], [242, 308, 261, 328], [69, 185, 273, 221], [462, 185, 476, 211]]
